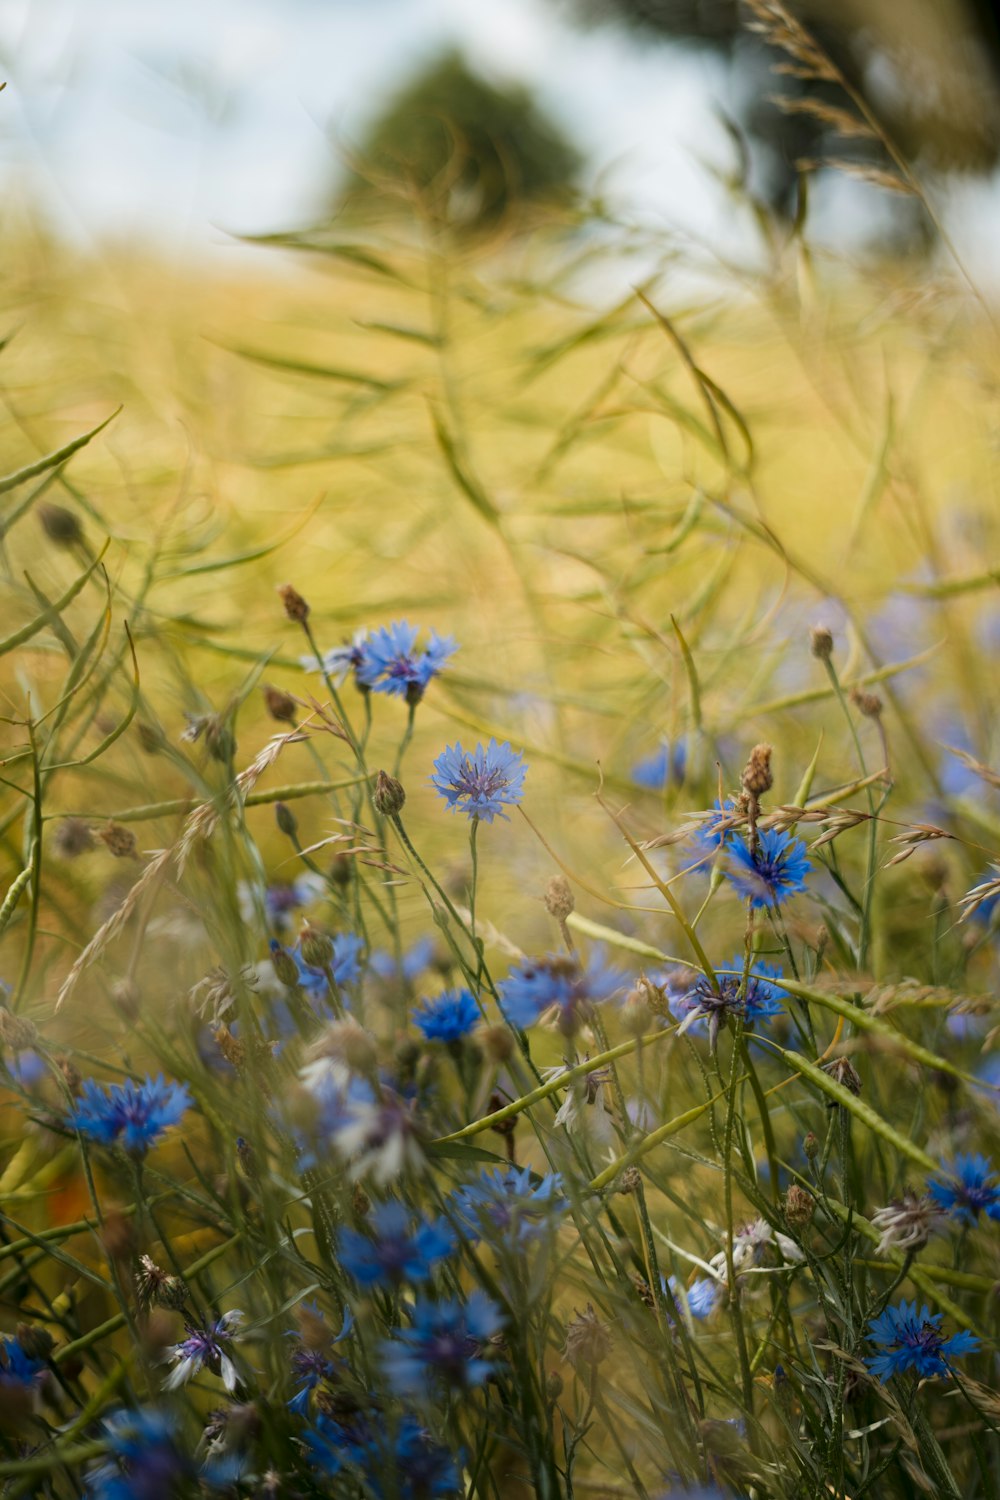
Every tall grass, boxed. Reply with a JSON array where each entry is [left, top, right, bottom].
[[2, 84, 1000, 1498]]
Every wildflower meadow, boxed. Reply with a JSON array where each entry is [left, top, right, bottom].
[[4, 13, 1000, 1499]]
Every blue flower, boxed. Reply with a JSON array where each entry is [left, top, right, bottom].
[[499, 949, 625, 1034], [304, 1412, 461, 1497], [928, 1154, 1000, 1225], [276, 933, 365, 1000], [864, 1300, 979, 1382], [370, 936, 436, 983], [288, 1307, 353, 1415], [677, 958, 785, 1052], [723, 828, 811, 909], [380, 1292, 504, 1393], [632, 742, 686, 792], [431, 740, 527, 823], [666, 1276, 721, 1321], [451, 1166, 568, 1245], [413, 987, 480, 1042], [339, 1200, 455, 1288], [356, 621, 457, 702], [67, 1075, 191, 1156], [0, 1337, 45, 1393], [86, 1407, 193, 1499], [164, 1310, 244, 1392]]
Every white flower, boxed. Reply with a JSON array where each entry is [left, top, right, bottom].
[[709, 1218, 803, 1283], [164, 1309, 245, 1392]]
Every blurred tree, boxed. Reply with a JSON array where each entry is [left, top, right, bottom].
[[562, 0, 1000, 238], [339, 51, 581, 232]]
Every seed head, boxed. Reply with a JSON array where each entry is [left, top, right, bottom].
[[544, 875, 575, 922], [97, 822, 138, 859], [545, 1370, 564, 1401], [564, 1304, 612, 1368], [821, 1056, 863, 1097], [263, 684, 297, 724], [618, 1165, 642, 1195], [803, 1130, 820, 1162], [372, 769, 406, 818], [742, 743, 773, 798], [15, 1323, 53, 1361], [783, 1184, 815, 1229], [278, 584, 310, 623], [0, 1009, 38, 1053]]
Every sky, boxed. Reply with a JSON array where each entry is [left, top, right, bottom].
[[1, 0, 999, 280]]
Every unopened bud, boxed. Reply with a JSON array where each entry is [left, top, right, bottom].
[[204, 719, 236, 764], [263, 684, 297, 724], [39, 502, 83, 547], [810, 625, 834, 660], [544, 875, 575, 922], [741, 743, 773, 798], [850, 688, 882, 719], [275, 801, 298, 839], [278, 584, 310, 623], [803, 1131, 820, 1162], [329, 853, 352, 887], [621, 987, 652, 1037], [545, 1370, 564, 1401], [372, 770, 406, 818], [236, 1136, 259, 1181], [299, 921, 334, 971], [269, 940, 300, 989], [475, 1024, 514, 1064]]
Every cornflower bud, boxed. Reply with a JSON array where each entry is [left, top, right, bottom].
[[270, 941, 300, 989], [274, 802, 298, 839], [618, 1165, 642, 1195], [810, 625, 834, 660], [742, 743, 773, 798], [299, 921, 334, 970], [38, 502, 83, 547], [372, 769, 406, 817], [850, 688, 882, 719], [803, 1131, 820, 1162], [263, 684, 297, 724], [277, 584, 310, 623]]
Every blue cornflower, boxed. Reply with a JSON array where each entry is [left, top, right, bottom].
[[339, 1200, 455, 1288], [677, 958, 785, 1052], [380, 1293, 504, 1394], [431, 739, 527, 823], [370, 936, 436, 983], [86, 1407, 193, 1499], [451, 1166, 568, 1245], [723, 828, 811, 909], [632, 741, 686, 792], [666, 1276, 721, 1321], [864, 1300, 979, 1382], [356, 621, 457, 702], [413, 987, 480, 1043], [287, 1304, 353, 1415], [499, 949, 625, 1035], [928, 1154, 1000, 1225], [67, 1075, 191, 1156], [164, 1310, 244, 1392]]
